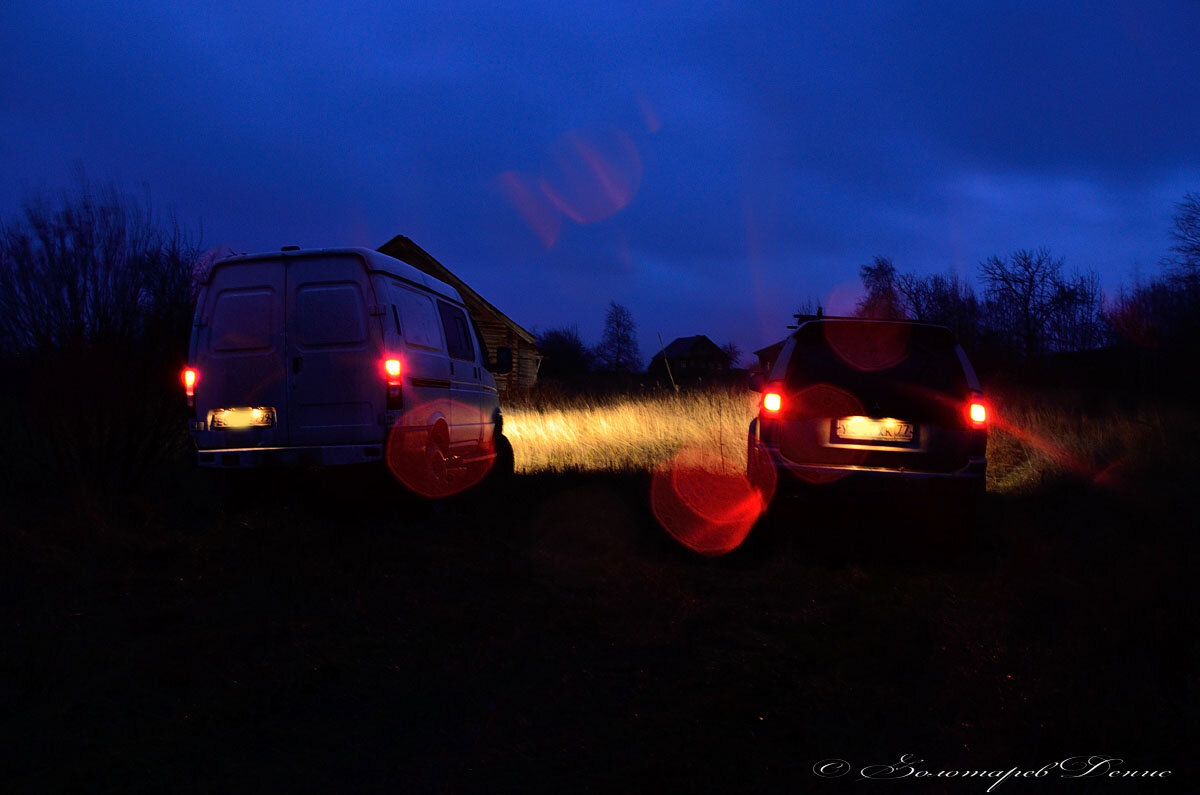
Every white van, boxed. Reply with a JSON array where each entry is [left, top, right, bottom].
[[183, 246, 513, 495]]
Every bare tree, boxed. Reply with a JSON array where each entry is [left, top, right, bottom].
[[1169, 192, 1200, 268], [855, 256, 906, 319], [593, 300, 642, 372], [1046, 269, 1104, 353], [1168, 192, 1200, 290], [720, 341, 742, 369], [536, 325, 593, 383], [896, 271, 930, 319], [0, 172, 201, 489], [0, 172, 197, 356], [978, 248, 1065, 361]]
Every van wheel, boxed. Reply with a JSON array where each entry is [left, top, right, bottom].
[[466, 433, 513, 496], [491, 433, 515, 481], [423, 438, 452, 496]]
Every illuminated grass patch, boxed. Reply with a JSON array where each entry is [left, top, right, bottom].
[[505, 387, 759, 475], [506, 386, 1187, 495], [983, 390, 1187, 494]]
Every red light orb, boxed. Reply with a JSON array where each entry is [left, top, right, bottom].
[[651, 447, 768, 556]]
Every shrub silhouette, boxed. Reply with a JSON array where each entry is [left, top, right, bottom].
[[0, 173, 200, 494]]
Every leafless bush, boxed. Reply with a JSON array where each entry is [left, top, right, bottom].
[[0, 173, 201, 494]]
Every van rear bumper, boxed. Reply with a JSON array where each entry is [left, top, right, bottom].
[[195, 444, 384, 468]]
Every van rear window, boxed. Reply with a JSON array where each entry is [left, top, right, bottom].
[[294, 283, 366, 347], [211, 289, 274, 351]]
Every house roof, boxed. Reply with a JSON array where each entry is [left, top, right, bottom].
[[377, 235, 538, 346], [652, 334, 726, 361], [753, 339, 786, 359]]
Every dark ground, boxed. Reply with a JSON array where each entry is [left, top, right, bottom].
[[1, 453, 1194, 793]]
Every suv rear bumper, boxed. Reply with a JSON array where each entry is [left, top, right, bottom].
[[749, 418, 986, 498], [195, 444, 384, 468], [769, 457, 986, 499], [772, 458, 987, 481]]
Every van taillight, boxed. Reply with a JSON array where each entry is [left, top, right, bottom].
[[384, 358, 402, 384], [763, 392, 782, 413], [383, 358, 402, 409], [182, 367, 198, 408], [967, 396, 987, 428]]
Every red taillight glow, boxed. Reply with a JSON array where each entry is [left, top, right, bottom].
[[969, 400, 987, 427], [182, 367, 197, 408], [383, 358, 402, 385], [763, 392, 782, 413]]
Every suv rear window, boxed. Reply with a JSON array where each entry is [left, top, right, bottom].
[[784, 321, 967, 396]]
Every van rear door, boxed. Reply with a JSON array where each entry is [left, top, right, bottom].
[[194, 260, 289, 447], [286, 254, 383, 447]]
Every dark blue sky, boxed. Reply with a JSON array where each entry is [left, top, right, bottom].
[[3, 1, 1199, 362]]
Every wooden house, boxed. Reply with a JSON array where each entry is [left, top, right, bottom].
[[648, 335, 731, 384], [377, 235, 542, 393], [753, 339, 786, 374]]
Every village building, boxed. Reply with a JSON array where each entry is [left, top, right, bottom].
[[377, 235, 541, 393], [648, 335, 732, 384], [753, 339, 786, 374]]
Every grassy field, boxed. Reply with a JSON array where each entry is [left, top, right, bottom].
[[505, 385, 1188, 495], [2, 387, 1195, 792], [506, 387, 759, 474]]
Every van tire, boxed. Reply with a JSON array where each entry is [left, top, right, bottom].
[[490, 432, 515, 482], [423, 437, 452, 497]]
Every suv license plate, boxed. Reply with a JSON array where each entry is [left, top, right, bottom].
[[835, 417, 914, 443]]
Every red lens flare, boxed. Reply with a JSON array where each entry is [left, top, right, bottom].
[[497, 170, 562, 249], [1092, 456, 1130, 492], [747, 438, 780, 504], [651, 447, 769, 556], [988, 408, 1093, 480], [539, 128, 642, 224], [822, 321, 911, 372], [383, 399, 495, 499], [788, 384, 867, 484], [634, 89, 662, 133]]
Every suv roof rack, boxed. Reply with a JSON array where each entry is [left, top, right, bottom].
[[787, 305, 864, 328], [787, 307, 948, 330]]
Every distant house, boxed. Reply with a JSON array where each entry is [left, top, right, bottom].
[[377, 235, 542, 392], [753, 340, 786, 375], [648, 335, 731, 384]]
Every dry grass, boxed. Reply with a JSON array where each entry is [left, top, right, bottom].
[[505, 387, 759, 475], [506, 386, 1194, 494], [984, 389, 1192, 493]]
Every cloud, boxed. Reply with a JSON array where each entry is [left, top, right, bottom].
[[2, 0, 1198, 355]]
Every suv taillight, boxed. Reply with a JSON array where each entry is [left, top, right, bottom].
[[967, 394, 987, 428], [763, 390, 782, 414], [182, 367, 198, 408], [383, 357, 403, 410]]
